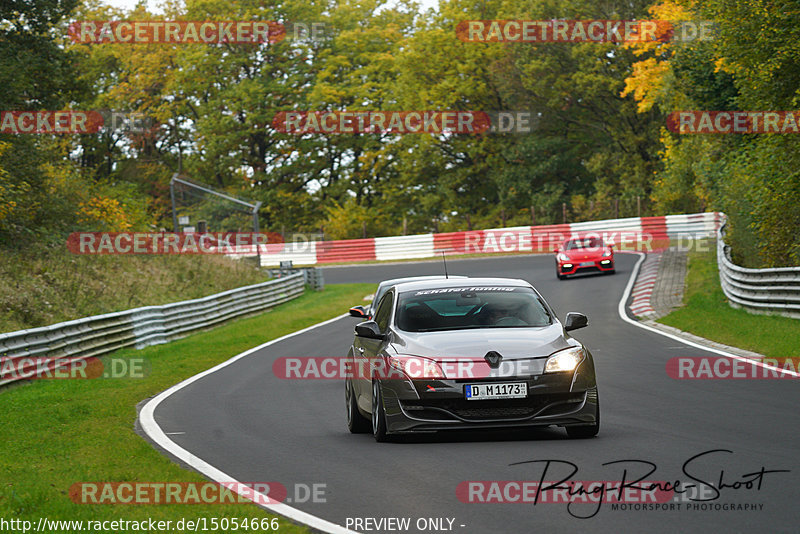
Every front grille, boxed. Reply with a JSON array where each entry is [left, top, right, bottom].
[[402, 393, 582, 421], [453, 406, 539, 418]]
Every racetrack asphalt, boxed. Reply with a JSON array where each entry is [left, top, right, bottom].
[[146, 254, 800, 533]]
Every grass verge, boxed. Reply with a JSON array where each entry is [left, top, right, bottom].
[[0, 245, 271, 332], [0, 282, 375, 533], [658, 246, 800, 359]]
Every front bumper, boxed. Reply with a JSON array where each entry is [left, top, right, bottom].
[[558, 258, 614, 275], [378, 362, 598, 434]]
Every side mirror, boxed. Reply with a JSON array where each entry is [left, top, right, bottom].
[[564, 312, 588, 332], [355, 320, 384, 340], [349, 305, 368, 318]]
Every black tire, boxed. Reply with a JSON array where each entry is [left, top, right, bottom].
[[557, 273, 566, 280], [605, 269, 616, 275], [371, 380, 389, 442], [566, 396, 600, 439], [346, 378, 370, 433]]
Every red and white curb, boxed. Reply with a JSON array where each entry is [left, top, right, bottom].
[[629, 253, 663, 318]]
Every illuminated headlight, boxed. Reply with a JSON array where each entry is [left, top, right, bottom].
[[388, 355, 445, 379], [600, 259, 611, 264], [544, 347, 585, 373], [557, 253, 570, 262], [602, 250, 612, 257]]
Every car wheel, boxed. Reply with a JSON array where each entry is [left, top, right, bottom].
[[605, 269, 615, 275], [566, 393, 600, 439], [346, 378, 370, 433], [371, 380, 389, 442], [557, 273, 566, 280]]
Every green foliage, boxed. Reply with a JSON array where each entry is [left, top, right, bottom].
[[2, 0, 798, 266]]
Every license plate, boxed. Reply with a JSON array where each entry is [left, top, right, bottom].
[[465, 382, 527, 400], [580, 261, 594, 267]]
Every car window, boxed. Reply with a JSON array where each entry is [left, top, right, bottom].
[[396, 287, 552, 332], [369, 283, 389, 315], [373, 291, 394, 332], [566, 237, 604, 250]]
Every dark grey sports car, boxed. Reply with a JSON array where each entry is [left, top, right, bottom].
[[345, 277, 599, 441]]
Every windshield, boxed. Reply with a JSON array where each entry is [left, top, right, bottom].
[[395, 287, 552, 332], [565, 237, 604, 250]]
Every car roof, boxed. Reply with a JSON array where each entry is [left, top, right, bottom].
[[563, 234, 606, 242], [392, 277, 531, 293], [378, 275, 466, 287]]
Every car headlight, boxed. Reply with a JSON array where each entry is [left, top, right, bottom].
[[602, 249, 612, 257], [557, 253, 570, 262], [544, 346, 585, 373], [388, 355, 446, 379]]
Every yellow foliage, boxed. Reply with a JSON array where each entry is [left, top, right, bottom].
[[621, 1, 695, 111], [622, 58, 671, 112], [78, 196, 132, 231]]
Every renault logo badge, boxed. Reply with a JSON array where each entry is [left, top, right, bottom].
[[485, 351, 503, 369]]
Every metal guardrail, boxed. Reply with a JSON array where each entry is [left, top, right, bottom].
[[0, 273, 310, 388], [717, 218, 800, 319], [265, 265, 325, 291]]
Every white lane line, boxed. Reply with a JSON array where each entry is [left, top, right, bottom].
[[139, 313, 360, 534], [617, 252, 800, 378]]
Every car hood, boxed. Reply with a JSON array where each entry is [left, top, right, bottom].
[[390, 323, 571, 361], [565, 248, 604, 259]]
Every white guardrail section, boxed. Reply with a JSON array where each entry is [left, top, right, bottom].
[[717, 219, 800, 319], [0, 273, 308, 388]]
